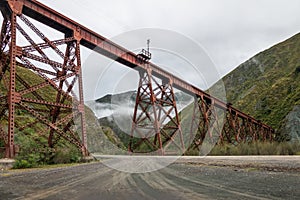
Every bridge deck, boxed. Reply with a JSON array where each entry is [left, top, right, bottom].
[[1, 0, 273, 130]]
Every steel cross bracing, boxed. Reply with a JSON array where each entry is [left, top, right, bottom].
[[0, 0, 88, 158], [129, 67, 185, 155], [0, 0, 274, 158]]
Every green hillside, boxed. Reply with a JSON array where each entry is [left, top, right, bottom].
[[212, 33, 300, 141]]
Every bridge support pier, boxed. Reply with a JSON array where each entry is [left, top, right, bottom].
[[189, 99, 275, 151], [129, 67, 185, 155], [188, 96, 223, 151], [0, 2, 88, 158], [221, 108, 274, 144]]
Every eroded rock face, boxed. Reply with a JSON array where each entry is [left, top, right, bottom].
[[281, 105, 300, 142]]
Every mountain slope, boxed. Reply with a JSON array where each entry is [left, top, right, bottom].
[[212, 33, 300, 141]]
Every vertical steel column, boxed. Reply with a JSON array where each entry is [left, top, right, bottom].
[[74, 29, 88, 156], [149, 71, 163, 155], [129, 68, 163, 154], [6, 12, 17, 158]]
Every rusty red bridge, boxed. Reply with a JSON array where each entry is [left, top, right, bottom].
[[0, 0, 274, 158]]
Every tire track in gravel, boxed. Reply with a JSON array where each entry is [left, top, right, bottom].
[[15, 164, 113, 200], [139, 170, 208, 200], [160, 167, 274, 200]]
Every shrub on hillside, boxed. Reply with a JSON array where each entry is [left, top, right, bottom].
[[50, 146, 81, 164]]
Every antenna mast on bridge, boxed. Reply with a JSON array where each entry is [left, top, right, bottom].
[[137, 39, 152, 62]]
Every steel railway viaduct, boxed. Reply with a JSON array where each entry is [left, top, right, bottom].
[[0, 0, 274, 158]]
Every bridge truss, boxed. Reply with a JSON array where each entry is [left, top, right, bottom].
[[0, 0, 274, 158]]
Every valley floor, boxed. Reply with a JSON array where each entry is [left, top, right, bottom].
[[0, 156, 299, 200]]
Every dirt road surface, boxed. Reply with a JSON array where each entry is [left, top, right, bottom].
[[0, 156, 299, 200]]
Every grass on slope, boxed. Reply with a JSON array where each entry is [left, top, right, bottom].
[[212, 33, 300, 140]]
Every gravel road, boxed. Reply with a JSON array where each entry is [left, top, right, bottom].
[[0, 156, 299, 200]]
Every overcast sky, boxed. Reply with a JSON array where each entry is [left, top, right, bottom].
[[2, 0, 300, 100], [39, 0, 299, 71], [38, 0, 300, 99]]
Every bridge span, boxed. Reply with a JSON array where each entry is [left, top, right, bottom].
[[0, 0, 274, 158]]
